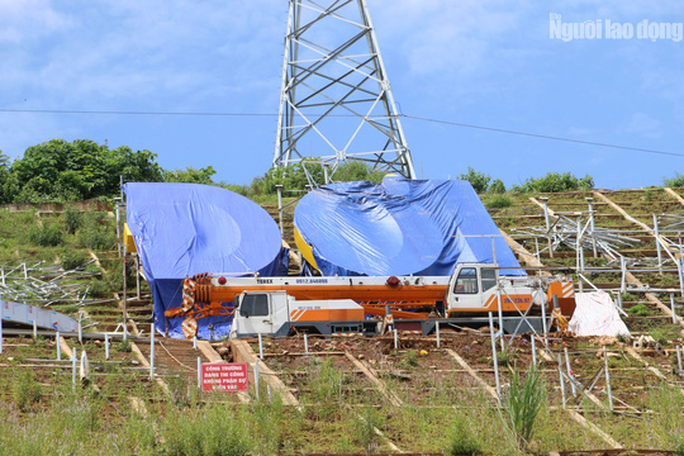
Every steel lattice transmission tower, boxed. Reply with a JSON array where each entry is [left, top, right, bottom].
[[274, 0, 416, 181]]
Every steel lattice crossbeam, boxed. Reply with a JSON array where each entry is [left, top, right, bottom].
[[274, 0, 416, 180]]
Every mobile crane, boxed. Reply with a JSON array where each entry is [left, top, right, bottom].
[[165, 264, 575, 339]]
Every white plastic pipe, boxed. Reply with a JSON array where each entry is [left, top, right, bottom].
[[541, 299, 548, 345], [72, 347, 78, 390], [105, 334, 109, 360], [654, 214, 663, 271], [254, 361, 260, 400], [496, 289, 504, 350], [604, 347, 613, 411], [489, 312, 501, 401], [565, 347, 576, 396], [558, 353, 566, 408], [197, 357, 202, 389], [56, 331, 61, 361]]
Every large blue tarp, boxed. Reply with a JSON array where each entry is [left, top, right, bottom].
[[124, 183, 288, 339], [294, 177, 525, 277]]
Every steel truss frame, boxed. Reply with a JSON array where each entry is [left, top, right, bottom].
[[274, 0, 415, 182]]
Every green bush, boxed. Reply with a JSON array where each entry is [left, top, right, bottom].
[[163, 165, 217, 184], [486, 195, 512, 209], [402, 350, 419, 368], [488, 179, 506, 194], [62, 205, 82, 234], [626, 303, 655, 316], [121, 415, 160, 454], [12, 370, 42, 412], [76, 212, 116, 250], [116, 338, 132, 353], [307, 358, 345, 420], [445, 414, 482, 455], [353, 407, 385, 452], [249, 160, 386, 196], [248, 397, 291, 455], [511, 172, 594, 193], [60, 393, 102, 437], [87, 260, 123, 298], [160, 405, 251, 456], [60, 248, 88, 270], [28, 222, 63, 247], [332, 160, 385, 184], [87, 278, 112, 298], [220, 183, 249, 196], [663, 172, 684, 188], [250, 161, 324, 195], [166, 369, 198, 408]]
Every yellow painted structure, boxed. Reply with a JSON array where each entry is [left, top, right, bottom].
[[294, 226, 318, 271], [123, 223, 137, 253]]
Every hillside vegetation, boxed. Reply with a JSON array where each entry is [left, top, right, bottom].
[[5, 138, 683, 207]]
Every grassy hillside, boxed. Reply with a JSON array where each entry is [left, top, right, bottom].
[[0, 190, 683, 455]]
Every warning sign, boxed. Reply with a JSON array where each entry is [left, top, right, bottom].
[[201, 363, 248, 392]]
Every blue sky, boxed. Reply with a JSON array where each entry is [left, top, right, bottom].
[[1, 0, 683, 190]]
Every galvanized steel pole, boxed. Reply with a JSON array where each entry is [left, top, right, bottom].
[[654, 214, 663, 272], [150, 323, 155, 380], [489, 312, 501, 401], [540, 197, 553, 258], [604, 346, 613, 411], [276, 185, 284, 236]]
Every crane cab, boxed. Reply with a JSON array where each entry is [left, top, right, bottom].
[[231, 290, 368, 338], [445, 264, 538, 315]]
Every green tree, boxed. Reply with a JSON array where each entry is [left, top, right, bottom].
[[164, 166, 217, 184], [250, 160, 391, 195], [331, 161, 384, 184], [511, 172, 594, 193], [9, 139, 163, 202], [250, 160, 324, 195], [0, 152, 15, 204], [458, 167, 491, 193]]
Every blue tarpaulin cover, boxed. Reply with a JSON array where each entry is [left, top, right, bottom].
[[124, 183, 288, 339], [294, 177, 525, 277]]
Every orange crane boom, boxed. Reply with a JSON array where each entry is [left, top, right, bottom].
[[192, 273, 448, 307]]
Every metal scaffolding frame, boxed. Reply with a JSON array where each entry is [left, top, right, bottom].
[[0, 261, 99, 307], [274, 0, 416, 182]]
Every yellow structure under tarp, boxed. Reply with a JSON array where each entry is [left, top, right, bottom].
[[123, 223, 137, 253], [294, 226, 318, 271]]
